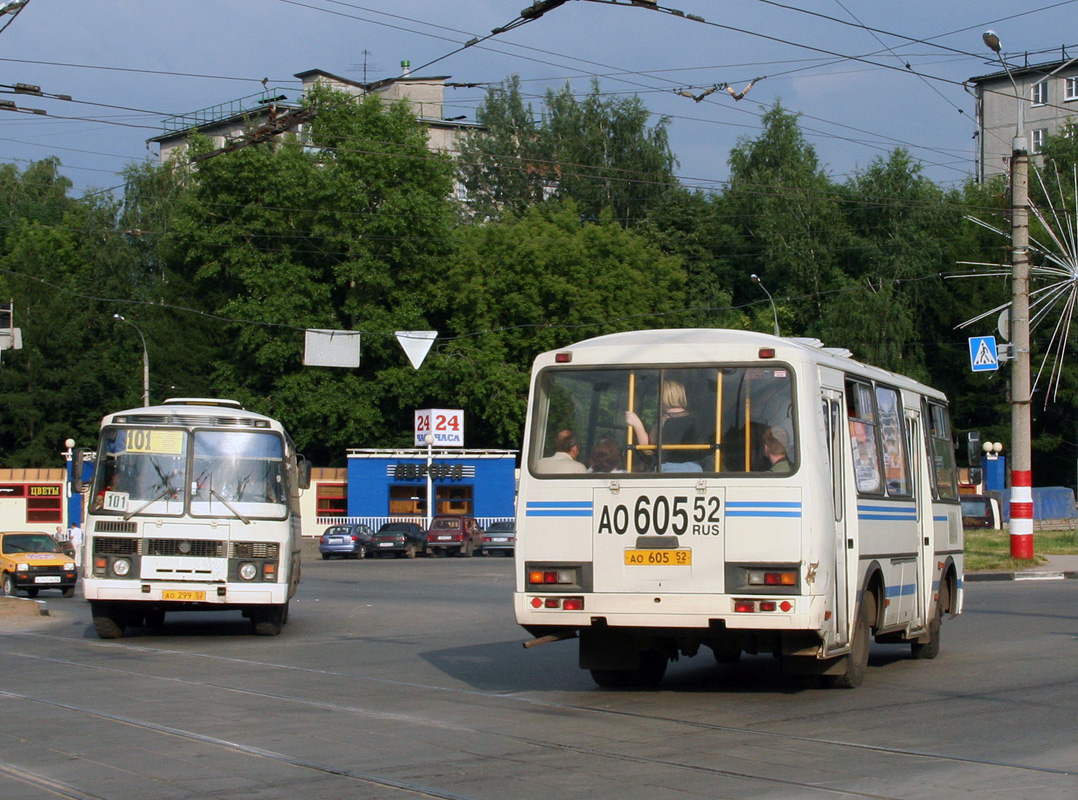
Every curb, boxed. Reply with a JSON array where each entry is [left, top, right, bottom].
[[966, 570, 1078, 582]]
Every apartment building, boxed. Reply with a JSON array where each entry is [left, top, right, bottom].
[[148, 63, 480, 176], [970, 45, 1078, 181]]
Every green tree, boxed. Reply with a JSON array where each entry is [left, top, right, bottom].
[[432, 200, 687, 446], [159, 87, 457, 463], [724, 102, 851, 338], [459, 77, 677, 225]]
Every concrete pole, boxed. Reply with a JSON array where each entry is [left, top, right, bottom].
[[1009, 138, 1034, 560]]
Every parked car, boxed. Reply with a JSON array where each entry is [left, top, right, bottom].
[[481, 520, 515, 556], [0, 530, 78, 598], [426, 515, 483, 557], [318, 523, 376, 559], [371, 522, 427, 558], [962, 494, 1003, 530]]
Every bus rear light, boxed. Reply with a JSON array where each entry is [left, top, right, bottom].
[[734, 599, 794, 613], [780, 601, 793, 612], [531, 596, 584, 610], [555, 352, 572, 363], [747, 570, 798, 586], [758, 348, 776, 358], [528, 569, 574, 585], [734, 600, 756, 613], [759, 600, 777, 612]]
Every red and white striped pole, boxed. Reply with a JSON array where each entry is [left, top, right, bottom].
[[1009, 136, 1034, 560]]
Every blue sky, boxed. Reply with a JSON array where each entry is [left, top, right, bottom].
[[0, 0, 1072, 196]]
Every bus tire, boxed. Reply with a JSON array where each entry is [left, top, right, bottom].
[[829, 592, 874, 689], [251, 602, 288, 636], [91, 602, 127, 640], [911, 584, 946, 660]]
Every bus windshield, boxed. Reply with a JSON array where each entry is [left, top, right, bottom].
[[530, 365, 797, 476], [91, 427, 287, 520]]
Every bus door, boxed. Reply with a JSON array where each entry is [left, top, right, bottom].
[[906, 411, 930, 629], [823, 391, 849, 649]]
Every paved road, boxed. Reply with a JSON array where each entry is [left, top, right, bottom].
[[2, 555, 1077, 800]]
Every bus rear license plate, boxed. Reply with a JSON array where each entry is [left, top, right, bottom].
[[624, 550, 692, 566], [162, 590, 205, 601]]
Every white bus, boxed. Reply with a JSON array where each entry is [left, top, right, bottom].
[[514, 330, 963, 688], [75, 398, 309, 639]]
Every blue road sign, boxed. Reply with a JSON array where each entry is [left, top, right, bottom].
[[969, 336, 999, 372]]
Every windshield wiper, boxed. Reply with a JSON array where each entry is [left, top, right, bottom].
[[124, 488, 172, 521], [210, 488, 250, 525]]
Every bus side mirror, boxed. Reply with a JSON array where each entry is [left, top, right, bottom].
[[966, 431, 982, 466], [297, 457, 311, 491], [71, 447, 91, 493]]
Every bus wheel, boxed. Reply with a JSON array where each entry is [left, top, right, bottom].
[[828, 592, 874, 689], [251, 602, 288, 636], [91, 602, 127, 640], [1, 571, 17, 597], [590, 650, 667, 689], [911, 584, 946, 660]]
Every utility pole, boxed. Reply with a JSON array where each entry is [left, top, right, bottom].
[[983, 30, 1033, 559], [1009, 136, 1033, 559]]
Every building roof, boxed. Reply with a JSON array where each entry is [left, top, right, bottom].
[[969, 46, 1078, 84]]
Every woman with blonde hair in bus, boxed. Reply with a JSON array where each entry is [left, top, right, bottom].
[[625, 380, 702, 472]]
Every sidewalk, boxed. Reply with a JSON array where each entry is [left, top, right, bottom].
[[965, 554, 1078, 582]]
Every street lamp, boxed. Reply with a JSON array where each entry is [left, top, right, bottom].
[[113, 313, 150, 407], [750, 274, 780, 337], [983, 30, 1033, 560], [423, 433, 435, 531]]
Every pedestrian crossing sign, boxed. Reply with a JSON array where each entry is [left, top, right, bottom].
[[968, 336, 999, 372]]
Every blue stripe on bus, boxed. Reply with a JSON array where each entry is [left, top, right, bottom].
[[885, 583, 918, 597], [934, 515, 947, 522], [525, 501, 592, 518], [857, 504, 917, 522], [726, 501, 802, 519]]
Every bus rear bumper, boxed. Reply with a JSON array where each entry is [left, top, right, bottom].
[[514, 592, 829, 633]]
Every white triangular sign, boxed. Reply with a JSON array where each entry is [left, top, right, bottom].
[[396, 331, 437, 369]]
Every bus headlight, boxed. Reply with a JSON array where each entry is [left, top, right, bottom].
[[112, 558, 132, 577], [239, 562, 258, 581]]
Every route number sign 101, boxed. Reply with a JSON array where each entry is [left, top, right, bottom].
[[415, 408, 464, 447]]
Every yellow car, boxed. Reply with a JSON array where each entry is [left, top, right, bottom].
[[1, 531, 78, 598]]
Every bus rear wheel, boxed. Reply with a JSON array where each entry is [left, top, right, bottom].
[[826, 592, 874, 689], [911, 584, 946, 660]]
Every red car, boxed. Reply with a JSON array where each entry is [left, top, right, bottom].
[[426, 515, 483, 557]]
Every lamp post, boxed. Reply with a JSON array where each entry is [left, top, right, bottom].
[[983, 30, 1033, 560], [750, 274, 780, 336], [424, 432, 435, 531], [113, 313, 150, 407]]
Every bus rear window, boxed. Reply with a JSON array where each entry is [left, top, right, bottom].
[[529, 366, 796, 477]]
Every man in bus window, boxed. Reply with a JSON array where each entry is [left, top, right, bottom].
[[535, 429, 587, 474], [764, 427, 793, 473]]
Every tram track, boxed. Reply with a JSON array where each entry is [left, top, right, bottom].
[[3, 631, 1075, 799]]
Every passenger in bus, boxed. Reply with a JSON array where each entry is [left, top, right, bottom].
[[535, 429, 587, 474], [588, 436, 624, 473], [763, 426, 793, 473], [625, 380, 703, 472]]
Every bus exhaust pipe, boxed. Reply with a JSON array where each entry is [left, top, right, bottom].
[[523, 631, 577, 649]]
